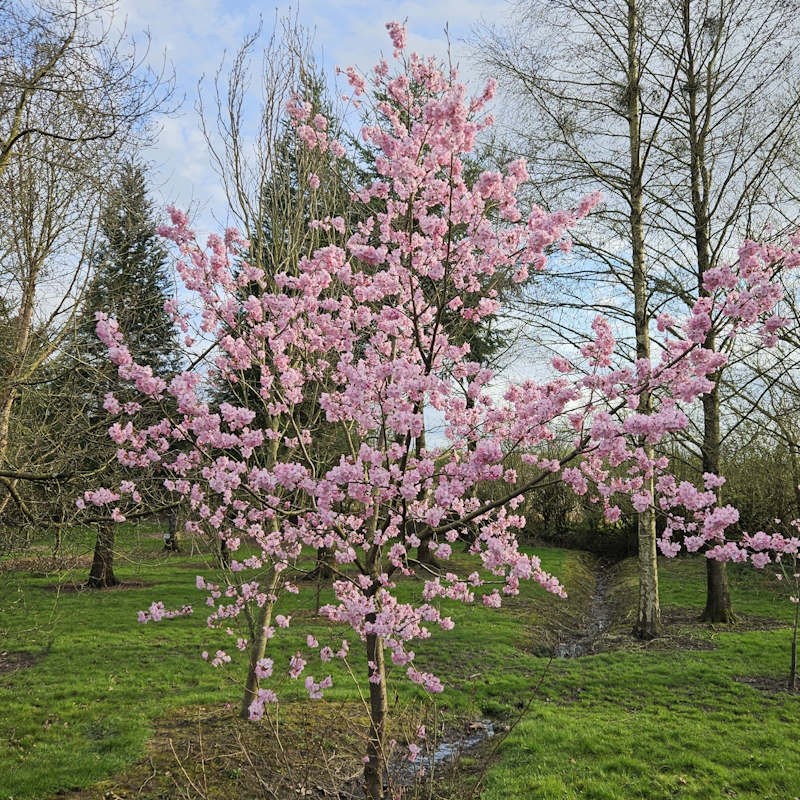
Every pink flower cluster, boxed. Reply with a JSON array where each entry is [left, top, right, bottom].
[[137, 602, 193, 624]]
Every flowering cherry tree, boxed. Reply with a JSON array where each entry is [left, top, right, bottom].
[[743, 525, 800, 690], [85, 23, 799, 798]]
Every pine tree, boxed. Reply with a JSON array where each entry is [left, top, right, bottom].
[[70, 160, 181, 586], [76, 161, 180, 382]]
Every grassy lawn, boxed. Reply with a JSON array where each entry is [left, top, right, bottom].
[[479, 558, 800, 800], [1, 530, 798, 799]]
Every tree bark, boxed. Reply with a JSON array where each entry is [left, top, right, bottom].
[[699, 386, 734, 623], [627, 0, 661, 640], [364, 629, 389, 800], [0, 248, 39, 518], [240, 570, 280, 719], [86, 521, 119, 588], [681, 0, 734, 625], [416, 533, 439, 569], [163, 511, 180, 551], [634, 496, 661, 639], [790, 597, 798, 692], [701, 558, 733, 623]]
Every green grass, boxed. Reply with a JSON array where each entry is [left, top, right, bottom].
[[0, 530, 232, 797], [479, 558, 800, 800], [1, 533, 798, 800]]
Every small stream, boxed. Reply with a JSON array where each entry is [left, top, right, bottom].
[[391, 720, 495, 784], [385, 557, 617, 794], [425, 720, 495, 765], [554, 558, 615, 658]]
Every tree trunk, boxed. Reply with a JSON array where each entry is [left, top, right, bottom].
[[680, 1, 734, 625], [700, 558, 734, 623], [627, 0, 661, 640], [219, 536, 230, 568], [86, 521, 119, 588], [163, 511, 180, 551], [790, 597, 798, 692], [0, 256, 38, 518], [416, 533, 439, 569], [364, 630, 389, 800], [699, 385, 734, 623], [240, 575, 278, 719], [633, 491, 661, 639], [305, 546, 334, 580]]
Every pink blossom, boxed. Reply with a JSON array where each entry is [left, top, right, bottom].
[[385, 21, 406, 54], [289, 653, 306, 679], [91, 21, 800, 733]]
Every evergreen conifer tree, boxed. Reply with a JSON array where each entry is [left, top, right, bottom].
[[70, 160, 181, 586], [76, 161, 180, 382]]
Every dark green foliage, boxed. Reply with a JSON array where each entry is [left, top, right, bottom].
[[57, 160, 181, 477], [74, 160, 181, 386], [57, 162, 182, 583]]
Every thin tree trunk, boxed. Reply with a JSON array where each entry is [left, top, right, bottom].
[[86, 521, 119, 588], [628, 0, 661, 640], [219, 536, 230, 568], [634, 494, 661, 639], [416, 533, 439, 569], [696, 398, 732, 625], [680, 0, 734, 625], [0, 259, 38, 518], [305, 545, 334, 580], [163, 511, 180, 551], [790, 597, 798, 692], [364, 629, 389, 800], [240, 570, 280, 719], [698, 380, 734, 623]]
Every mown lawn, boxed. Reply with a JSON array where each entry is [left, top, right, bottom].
[[1, 529, 798, 799], [479, 558, 800, 800]]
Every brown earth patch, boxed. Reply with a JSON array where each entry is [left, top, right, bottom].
[[735, 674, 799, 695], [49, 701, 430, 800], [46, 701, 495, 800], [0, 650, 40, 674]]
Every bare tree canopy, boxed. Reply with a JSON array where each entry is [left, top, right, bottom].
[[0, 0, 171, 536], [474, 0, 800, 628]]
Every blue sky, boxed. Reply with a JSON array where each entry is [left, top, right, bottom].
[[115, 0, 511, 230]]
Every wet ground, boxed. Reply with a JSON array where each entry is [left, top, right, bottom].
[[554, 558, 615, 658]]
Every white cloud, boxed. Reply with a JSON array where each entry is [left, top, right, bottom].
[[109, 0, 513, 233]]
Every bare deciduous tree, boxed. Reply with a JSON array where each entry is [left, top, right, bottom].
[[476, 0, 800, 630], [0, 0, 170, 533], [476, 0, 681, 639]]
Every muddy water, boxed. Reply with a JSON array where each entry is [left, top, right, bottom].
[[391, 720, 495, 786], [426, 720, 495, 765], [555, 558, 615, 658]]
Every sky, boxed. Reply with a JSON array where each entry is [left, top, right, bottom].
[[113, 0, 513, 232]]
